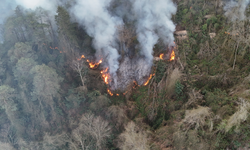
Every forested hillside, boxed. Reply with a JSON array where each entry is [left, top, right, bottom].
[[0, 0, 250, 149]]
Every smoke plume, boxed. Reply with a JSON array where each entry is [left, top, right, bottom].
[[0, 0, 17, 24], [111, 0, 177, 90], [130, 0, 176, 61], [15, 0, 58, 11], [70, 0, 123, 79], [1, 0, 177, 91], [0, 0, 57, 24], [224, 0, 250, 21]]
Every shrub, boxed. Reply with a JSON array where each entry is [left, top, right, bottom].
[[175, 80, 184, 98], [182, 106, 213, 131], [118, 121, 150, 150]]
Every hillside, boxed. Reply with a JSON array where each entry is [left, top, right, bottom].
[[0, 0, 250, 149]]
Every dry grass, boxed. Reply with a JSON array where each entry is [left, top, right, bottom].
[[182, 106, 213, 131], [229, 75, 250, 99], [118, 121, 150, 150], [164, 68, 183, 97], [184, 89, 204, 109], [225, 98, 250, 132]]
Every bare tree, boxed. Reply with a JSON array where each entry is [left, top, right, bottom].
[[118, 121, 150, 150], [79, 113, 111, 149], [70, 59, 86, 87], [55, 113, 111, 150]]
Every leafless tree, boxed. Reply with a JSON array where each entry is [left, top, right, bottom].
[[59, 113, 111, 150], [79, 113, 111, 149], [70, 59, 86, 87], [118, 121, 150, 150]]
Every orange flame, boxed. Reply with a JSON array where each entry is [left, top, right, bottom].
[[87, 59, 102, 69], [133, 81, 139, 89], [107, 89, 113, 96], [101, 68, 109, 84], [77, 55, 85, 61], [144, 74, 155, 86], [159, 53, 164, 60], [80, 55, 85, 59], [170, 50, 175, 61]]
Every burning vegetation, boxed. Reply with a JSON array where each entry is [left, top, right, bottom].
[[170, 50, 175, 61], [87, 59, 102, 69], [74, 41, 177, 97], [143, 74, 155, 86], [101, 68, 109, 85], [75, 53, 167, 96], [159, 45, 176, 61]]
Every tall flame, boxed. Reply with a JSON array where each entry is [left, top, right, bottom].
[[170, 50, 175, 61], [159, 53, 164, 60], [144, 74, 155, 86], [101, 68, 109, 85]]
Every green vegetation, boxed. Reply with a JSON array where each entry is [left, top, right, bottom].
[[0, 0, 250, 149]]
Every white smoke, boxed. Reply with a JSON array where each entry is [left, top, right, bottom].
[[110, 0, 177, 90], [130, 0, 176, 62], [0, 0, 61, 24], [15, 0, 58, 11], [70, 0, 123, 77], [0, 0, 177, 91], [224, 0, 250, 21], [0, 0, 17, 24]]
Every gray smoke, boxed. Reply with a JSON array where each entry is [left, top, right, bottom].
[[0, 0, 60, 42], [15, 0, 59, 11], [0, 0, 17, 24], [1, 0, 177, 91], [130, 0, 176, 62], [224, 0, 250, 21], [113, 57, 152, 91], [0, 0, 56, 24], [111, 0, 177, 90], [70, 0, 123, 78], [0, 0, 17, 42]]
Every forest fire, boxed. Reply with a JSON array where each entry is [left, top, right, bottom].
[[101, 68, 109, 85], [80, 55, 85, 59], [75, 54, 116, 96], [159, 50, 175, 61], [159, 53, 164, 60], [144, 74, 155, 86], [170, 50, 175, 61], [100, 68, 120, 96], [159, 43, 176, 61], [77, 55, 85, 60], [107, 89, 113, 96], [87, 59, 102, 69]]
